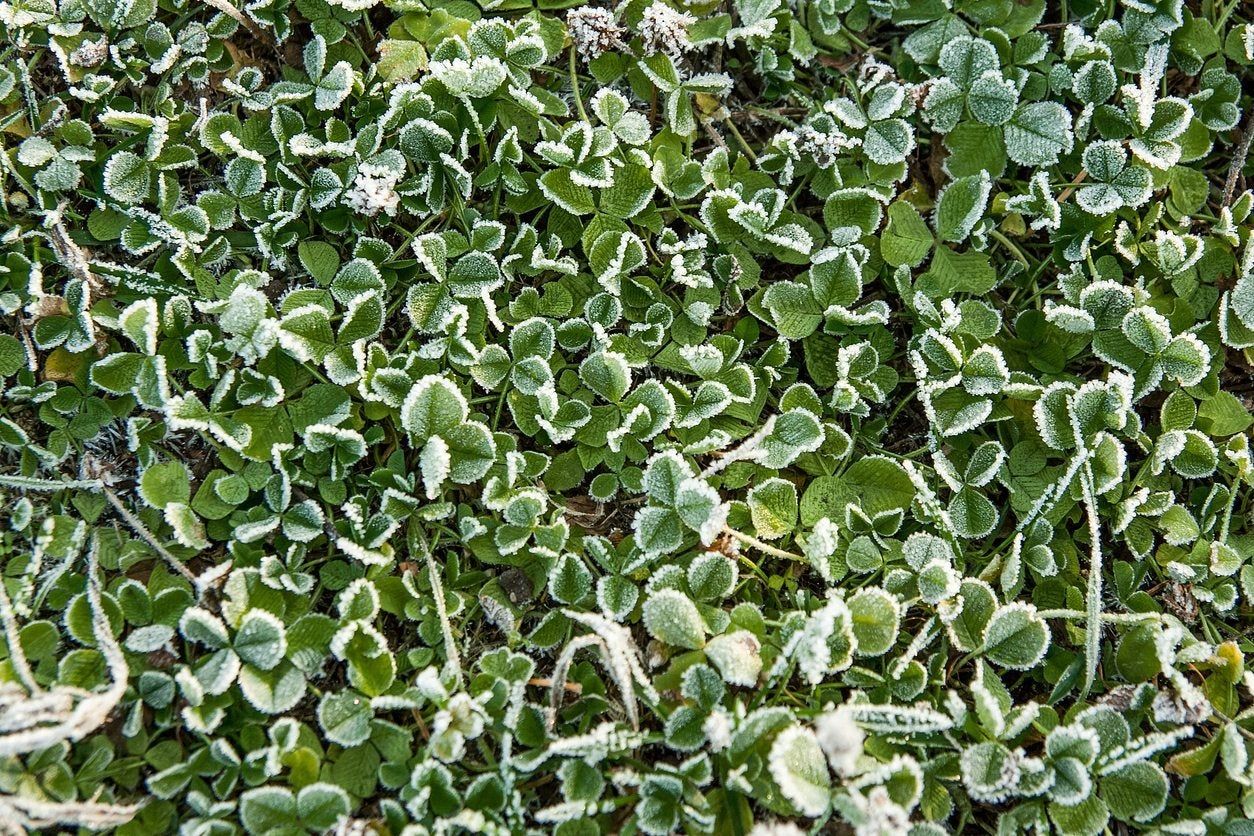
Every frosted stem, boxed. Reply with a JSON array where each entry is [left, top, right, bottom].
[[723, 527, 805, 562], [1079, 463, 1103, 698], [102, 488, 200, 590], [418, 539, 463, 687]]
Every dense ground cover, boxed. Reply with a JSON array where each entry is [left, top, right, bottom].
[[1, 0, 1254, 832]]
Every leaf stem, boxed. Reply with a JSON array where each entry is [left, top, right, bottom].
[[988, 228, 1029, 269], [723, 527, 805, 562], [102, 487, 202, 591], [1223, 102, 1254, 206], [722, 117, 757, 164], [569, 48, 588, 123]]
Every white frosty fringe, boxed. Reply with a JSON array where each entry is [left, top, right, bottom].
[[0, 537, 141, 828], [552, 610, 659, 731]]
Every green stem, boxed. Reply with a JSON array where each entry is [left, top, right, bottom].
[[722, 117, 757, 164], [989, 228, 1030, 270], [1037, 608, 1162, 624], [569, 48, 588, 123]]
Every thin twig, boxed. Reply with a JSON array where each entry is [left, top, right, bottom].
[[1222, 103, 1254, 207], [529, 676, 583, 695], [101, 488, 200, 589], [701, 119, 729, 154], [1056, 170, 1088, 204]]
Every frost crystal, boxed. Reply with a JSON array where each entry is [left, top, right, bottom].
[[703, 709, 733, 752], [845, 786, 910, 836], [795, 123, 855, 168], [344, 162, 402, 217], [566, 7, 626, 63], [748, 823, 806, 836], [638, 2, 696, 59], [815, 706, 864, 776], [704, 630, 763, 686], [69, 38, 108, 68], [803, 517, 840, 580]]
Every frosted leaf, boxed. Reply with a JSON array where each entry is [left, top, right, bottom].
[[704, 630, 762, 686], [642, 589, 706, 650], [768, 725, 831, 817]]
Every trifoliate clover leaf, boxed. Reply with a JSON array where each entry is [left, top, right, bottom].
[[1076, 141, 1152, 215], [939, 36, 1000, 89], [401, 376, 496, 497]]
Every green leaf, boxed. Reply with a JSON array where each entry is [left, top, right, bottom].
[[768, 725, 831, 816], [1101, 762, 1168, 823], [139, 461, 191, 510], [239, 786, 298, 836], [402, 376, 468, 439], [318, 690, 373, 747], [598, 164, 655, 219], [235, 610, 287, 671], [1197, 391, 1252, 436], [377, 39, 428, 83], [982, 603, 1049, 670], [539, 169, 596, 215], [881, 201, 934, 268], [298, 241, 341, 284], [919, 246, 997, 296], [102, 151, 151, 205], [297, 783, 352, 830], [934, 172, 991, 243], [642, 589, 706, 649], [747, 478, 798, 540], [848, 587, 900, 656], [1004, 101, 1073, 166], [800, 456, 915, 525]]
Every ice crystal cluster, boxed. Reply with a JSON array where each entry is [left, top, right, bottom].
[[0, 0, 1253, 833]]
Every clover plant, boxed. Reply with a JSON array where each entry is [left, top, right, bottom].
[[1, 0, 1253, 833]]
